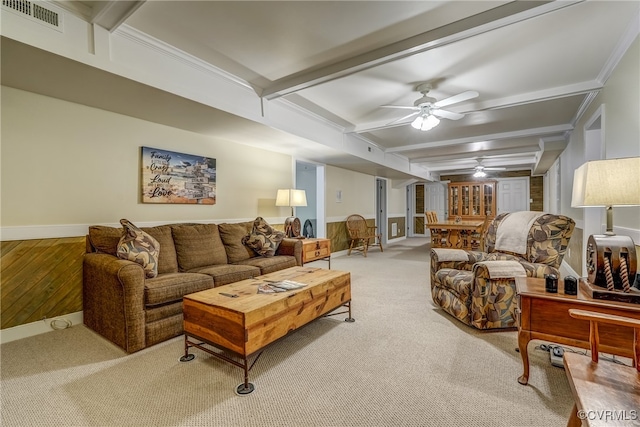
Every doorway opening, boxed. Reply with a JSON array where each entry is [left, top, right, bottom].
[[296, 161, 326, 238]]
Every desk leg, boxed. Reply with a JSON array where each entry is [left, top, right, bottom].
[[517, 329, 531, 385]]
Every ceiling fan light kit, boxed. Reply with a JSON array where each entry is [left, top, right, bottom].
[[411, 113, 440, 131], [383, 82, 478, 131]]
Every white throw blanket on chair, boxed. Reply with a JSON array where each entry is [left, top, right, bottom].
[[431, 248, 469, 262], [476, 260, 527, 278], [494, 211, 545, 255]]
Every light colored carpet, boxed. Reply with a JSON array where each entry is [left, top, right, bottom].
[[1, 238, 574, 426]]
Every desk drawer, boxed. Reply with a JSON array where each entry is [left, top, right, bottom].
[[302, 239, 330, 263]]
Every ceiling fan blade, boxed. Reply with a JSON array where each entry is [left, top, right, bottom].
[[387, 111, 419, 125], [380, 105, 420, 110], [433, 90, 479, 108], [431, 109, 464, 120], [485, 167, 507, 170]]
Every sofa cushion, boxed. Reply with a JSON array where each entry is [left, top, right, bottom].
[[117, 219, 160, 279], [142, 225, 178, 274], [218, 221, 256, 263], [88, 226, 121, 256], [144, 272, 213, 306], [188, 264, 261, 287], [235, 256, 297, 275], [242, 217, 285, 257], [171, 223, 227, 271]]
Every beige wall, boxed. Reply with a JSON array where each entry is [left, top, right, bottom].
[[325, 165, 376, 219], [1, 86, 294, 227], [388, 183, 406, 217], [563, 36, 640, 227], [560, 36, 640, 274]]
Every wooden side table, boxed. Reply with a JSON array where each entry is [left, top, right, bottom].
[[301, 238, 331, 268], [515, 276, 640, 386]]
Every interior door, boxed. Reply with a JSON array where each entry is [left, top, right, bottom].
[[426, 183, 446, 220], [497, 178, 529, 214], [376, 178, 387, 243]]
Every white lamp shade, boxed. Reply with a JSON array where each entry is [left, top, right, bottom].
[[571, 157, 640, 207], [275, 189, 307, 207]]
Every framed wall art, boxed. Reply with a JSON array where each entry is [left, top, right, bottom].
[[141, 146, 216, 204]]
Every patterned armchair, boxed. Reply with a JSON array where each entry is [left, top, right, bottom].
[[430, 212, 575, 329]]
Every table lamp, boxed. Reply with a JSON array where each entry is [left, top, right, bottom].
[[571, 157, 639, 295], [275, 189, 307, 238]]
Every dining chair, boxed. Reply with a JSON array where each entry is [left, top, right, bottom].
[[469, 215, 490, 251], [425, 211, 446, 247]]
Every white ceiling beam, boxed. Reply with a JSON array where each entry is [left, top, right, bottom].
[[410, 144, 541, 164], [385, 124, 574, 153], [421, 156, 538, 171], [90, 1, 146, 32], [261, 1, 583, 100], [471, 81, 602, 112]]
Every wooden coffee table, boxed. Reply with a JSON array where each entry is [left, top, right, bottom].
[[515, 277, 640, 386], [181, 266, 353, 394]]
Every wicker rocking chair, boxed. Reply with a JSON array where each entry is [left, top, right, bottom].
[[346, 214, 383, 257]]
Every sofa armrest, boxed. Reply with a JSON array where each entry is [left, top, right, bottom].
[[277, 238, 303, 266], [468, 261, 560, 329], [83, 253, 147, 353], [519, 261, 560, 279]]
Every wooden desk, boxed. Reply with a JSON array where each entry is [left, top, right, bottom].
[[428, 220, 484, 250], [515, 277, 640, 386]]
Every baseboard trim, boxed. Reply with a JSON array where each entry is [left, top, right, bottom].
[[0, 311, 83, 344]]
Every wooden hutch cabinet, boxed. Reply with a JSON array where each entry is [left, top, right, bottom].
[[448, 181, 496, 220]]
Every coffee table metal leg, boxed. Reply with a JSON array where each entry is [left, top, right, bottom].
[[345, 301, 355, 322], [179, 335, 196, 362], [235, 359, 255, 396], [323, 301, 355, 322]]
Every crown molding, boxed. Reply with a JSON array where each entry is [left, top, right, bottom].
[[113, 24, 254, 92], [597, 10, 640, 84]]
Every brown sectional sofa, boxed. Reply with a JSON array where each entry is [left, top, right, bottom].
[[83, 221, 303, 353]]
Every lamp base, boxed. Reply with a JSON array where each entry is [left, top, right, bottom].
[[284, 217, 302, 238], [580, 279, 640, 304], [586, 234, 637, 292]]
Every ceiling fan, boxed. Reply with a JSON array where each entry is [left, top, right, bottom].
[[460, 160, 506, 177], [382, 83, 478, 130]]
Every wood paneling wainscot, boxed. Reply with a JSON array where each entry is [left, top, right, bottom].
[[1, 237, 84, 329], [388, 217, 406, 239]]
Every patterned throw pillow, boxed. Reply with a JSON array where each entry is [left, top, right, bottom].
[[117, 219, 160, 278], [242, 217, 285, 257]]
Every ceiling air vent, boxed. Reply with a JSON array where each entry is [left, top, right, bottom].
[[2, 0, 62, 31]]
